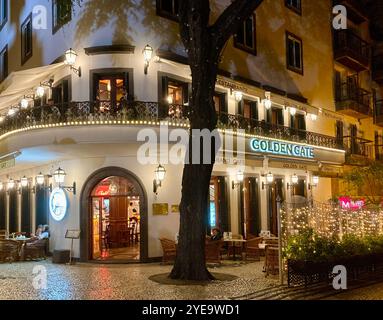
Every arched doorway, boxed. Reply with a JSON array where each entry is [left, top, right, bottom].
[[80, 167, 148, 262]]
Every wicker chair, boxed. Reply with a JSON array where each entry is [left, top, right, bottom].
[[159, 238, 177, 264], [23, 239, 48, 261], [265, 245, 279, 276], [245, 237, 263, 261], [0, 239, 21, 263], [205, 240, 224, 264]]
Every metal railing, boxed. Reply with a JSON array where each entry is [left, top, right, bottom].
[[0, 101, 342, 150], [217, 112, 341, 149], [343, 136, 374, 158], [333, 29, 371, 65], [335, 77, 372, 115]]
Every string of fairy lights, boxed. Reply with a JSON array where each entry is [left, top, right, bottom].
[[281, 201, 383, 244]]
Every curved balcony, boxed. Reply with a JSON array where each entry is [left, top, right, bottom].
[[0, 101, 341, 150]]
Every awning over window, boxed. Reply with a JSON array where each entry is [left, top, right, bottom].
[[0, 63, 66, 112]]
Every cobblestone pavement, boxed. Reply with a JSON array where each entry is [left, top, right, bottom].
[[0, 260, 280, 300], [324, 282, 383, 300]]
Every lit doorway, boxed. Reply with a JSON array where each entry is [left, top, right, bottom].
[[267, 178, 285, 236], [91, 176, 141, 261]]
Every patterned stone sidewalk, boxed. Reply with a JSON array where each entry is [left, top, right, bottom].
[[0, 260, 279, 300]]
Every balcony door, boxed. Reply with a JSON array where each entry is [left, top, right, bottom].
[[266, 107, 284, 126]]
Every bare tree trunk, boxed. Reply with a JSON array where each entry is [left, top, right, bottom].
[[170, 0, 264, 281], [170, 64, 218, 280]]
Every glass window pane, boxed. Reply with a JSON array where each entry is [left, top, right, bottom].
[[245, 17, 254, 48]]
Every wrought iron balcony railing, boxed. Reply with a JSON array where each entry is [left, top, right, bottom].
[[343, 136, 374, 159], [0, 101, 342, 150], [217, 112, 342, 150], [333, 29, 371, 71], [335, 77, 372, 117]]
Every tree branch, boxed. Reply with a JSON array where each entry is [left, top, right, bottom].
[[210, 0, 264, 52]]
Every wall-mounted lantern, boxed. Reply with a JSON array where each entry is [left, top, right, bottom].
[[263, 91, 272, 110], [143, 44, 154, 75], [232, 170, 244, 189], [153, 164, 166, 194], [65, 48, 81, 77], [262, 172, 274, 190], [233, 91, 243, 102], [53, 167, 76, 194], [290, 107, 297, 117], [309, 176, 319, 190], [287, 173, 299, 190]]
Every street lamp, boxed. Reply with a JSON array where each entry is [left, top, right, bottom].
[[65, 48, 81, 77], [153, 164, 166, 194], [143, 44, 154, 75]]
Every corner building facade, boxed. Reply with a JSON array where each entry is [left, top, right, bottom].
[[0, 0, 381, 261]]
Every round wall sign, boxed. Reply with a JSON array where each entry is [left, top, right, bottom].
[[49, 187, 68, 222]]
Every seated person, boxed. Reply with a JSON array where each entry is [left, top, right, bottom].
[[210, 228, 222, 241], [34, 225, 43, 238], [39, 225, 50, 240]]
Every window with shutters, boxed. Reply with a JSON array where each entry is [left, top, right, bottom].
[[234, 14, 256, 55], [53, 0, 72, 34], [0, 45, 7, 83], [286, 32, 303, 74], [21, 14, 33, 65]]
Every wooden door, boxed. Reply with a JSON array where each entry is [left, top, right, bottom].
[[109, 196, 129, 247]]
